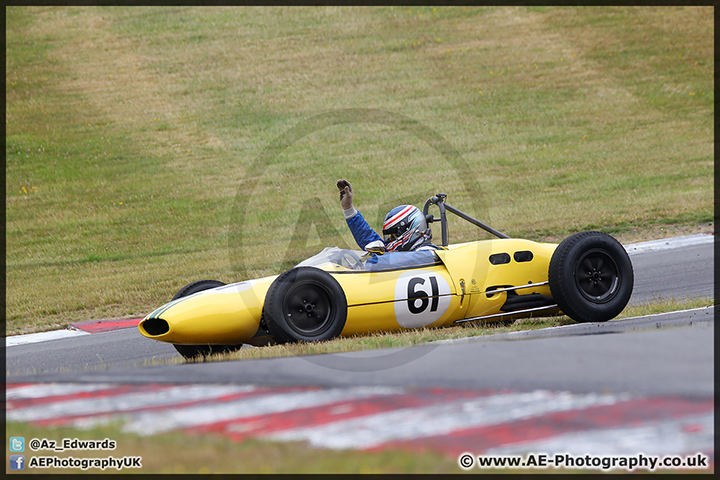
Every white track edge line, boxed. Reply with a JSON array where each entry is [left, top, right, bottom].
[[6, 329, 91, 347], [624, 233, 713, 255]]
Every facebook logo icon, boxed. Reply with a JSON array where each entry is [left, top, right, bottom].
[[10, 455, 25, 470]]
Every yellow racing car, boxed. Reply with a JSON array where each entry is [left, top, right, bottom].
[[139, 194, 634, 358]]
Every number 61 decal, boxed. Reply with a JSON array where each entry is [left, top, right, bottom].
[[394, 271, 451, 328]]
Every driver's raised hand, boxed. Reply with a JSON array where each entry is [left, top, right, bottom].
[[336, 179, 353, 211]]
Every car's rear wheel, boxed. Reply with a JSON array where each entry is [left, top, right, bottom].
[[548, 231, 633, 323], [170, 280, 244, 359], [263, 267, 347, 343]]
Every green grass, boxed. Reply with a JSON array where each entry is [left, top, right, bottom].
[[5, 6, 714, 334]]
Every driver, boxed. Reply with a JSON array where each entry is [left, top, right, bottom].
[[336, 179, 438, 253]]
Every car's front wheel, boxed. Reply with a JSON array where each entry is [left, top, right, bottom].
[[171, 280, 244, 359], [548, 231, 634, 323], [263, 267, 347, 343]]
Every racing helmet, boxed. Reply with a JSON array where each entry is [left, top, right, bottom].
[[382, 205, 432, 252]]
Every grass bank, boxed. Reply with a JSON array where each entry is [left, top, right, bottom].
[[6, 6, 713, 334]]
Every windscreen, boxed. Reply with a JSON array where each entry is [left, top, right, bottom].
[[296, 247, 439, 272]]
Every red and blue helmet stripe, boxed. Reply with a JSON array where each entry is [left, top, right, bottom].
[[382, 205, 430, 251]]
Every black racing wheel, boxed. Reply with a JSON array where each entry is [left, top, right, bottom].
[[548, 231, 634, 323], [170, 280, 244, 359], [263, 267, 347, 343]]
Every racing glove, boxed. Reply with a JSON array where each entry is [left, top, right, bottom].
[[336, 179, 357, 218], [365, 239, 386, 255]]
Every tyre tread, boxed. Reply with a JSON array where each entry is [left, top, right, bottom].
[[263, 267, 347, 344], [264, 270, 299, 344]]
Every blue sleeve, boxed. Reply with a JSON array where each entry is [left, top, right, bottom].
[[346, 210, 383, 250]]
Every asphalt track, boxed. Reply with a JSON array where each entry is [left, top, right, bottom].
[[5, 236, 714, 469], [6, 237, 714, 394], [7, 307, 713, 397]]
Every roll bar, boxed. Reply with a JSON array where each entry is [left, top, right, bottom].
[[422, 193, 509, 247]]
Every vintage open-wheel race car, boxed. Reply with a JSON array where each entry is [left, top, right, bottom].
[[139, 193, 634, 358]]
